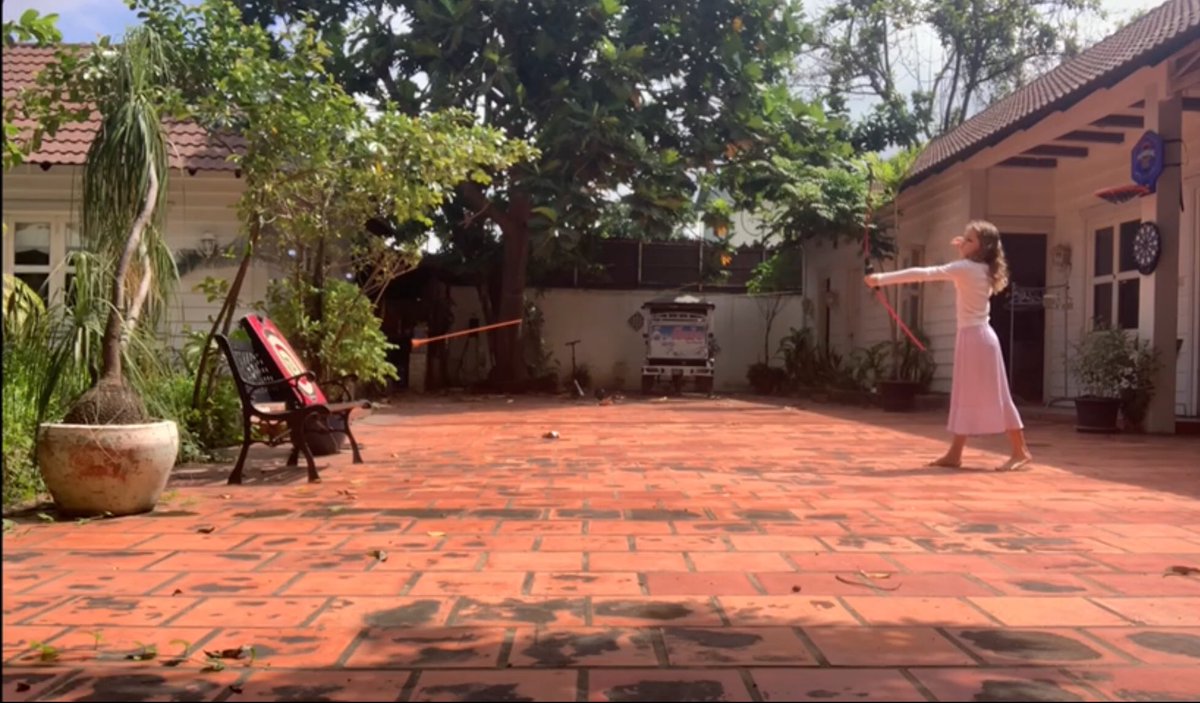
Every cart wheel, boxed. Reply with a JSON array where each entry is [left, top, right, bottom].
[[641, 374, 655, 395], [697, 376, 714, 395]]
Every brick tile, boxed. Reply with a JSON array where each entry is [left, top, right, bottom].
[[945, 627, 1129, 666], [644, 572, 760, 596], [688, 552, 794, 572], [1089, 597, 1200, 626], [257, 550, 377, 572], [591, 597, 724, 627], [910, 667, 1101, 702], [976, 573, 1113, 597], [842, 596, 997, 627], [150, 572, 296, 597], [1065, 666, 1200, 702], [497, 520, 584, 535], [1081, 627, 1200, 665], [232, 534, 349, 551], [786, 552, 900, 573], [805, 627, 975, 666], [588, 552, 690, 572], [1, 668, 78, 702], [408, 572, 528, 596], [718, 596, 859, 627], [24, 571, 179, 597], [634, 535, 728, 551], [280, 571, 413, 597], [451, 597, 588, 627], [587, 521, 674, 535], [509, 628, 658, 667], [663, 626, 816, 666], [48, 550, 173, 571], [749, 668, 927, 701], [372, 551, 481, 572], [441, 535, 537, 551], [1, 625, 67, 657], [539, 535, 629, 552], [344, 627, 506, 668], [146, 551, 274, 572], [310, 596, 452, 628], [8, 626, 214, 665], [588, 670, 752, 702], [967, 597, 1132, 626], [132, 533, 253, 551], [1086, 573, 1200, 596], [24, 596, 198, 627], [236, 670, 412, 702], [166, 596, 326, 628], [530, 573, 642, 596], [23, 667, 242, 702], [411, 670, 577, 702], [486, 552, 583, 571]]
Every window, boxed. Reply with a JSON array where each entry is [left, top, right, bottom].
[[11, 221, 53, 301], [900, 246, 924, 330], [3, 216, 78, 303], [1091, 219, 1140, 330]]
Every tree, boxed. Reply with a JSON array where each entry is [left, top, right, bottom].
[[3, 9, 63, 170], [53, 28, 179, 424], [233, 0, 816, 386], [125, 0, 535, 403], [746, 247, 804, 365], [805, 0, 1103, 150]]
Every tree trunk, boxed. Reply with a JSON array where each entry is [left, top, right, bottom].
[[191, 216, 261, 410], [490, 213, 532, 385], [101, 161, 159, 384]]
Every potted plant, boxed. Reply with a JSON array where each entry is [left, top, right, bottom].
[[35, 30, 180, 516], [878, 328, 936, 412], [1070, 326, 1159, 433]]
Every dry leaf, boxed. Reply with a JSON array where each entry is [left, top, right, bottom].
[[369, 549, 388, 562], [196, 526, 216, 534], [205, 646, 253, 660], [1164, 565, 1200, 577], [219, 494, 233, 500], [835, 574, 901, 592], [427, 531, 446, 537]]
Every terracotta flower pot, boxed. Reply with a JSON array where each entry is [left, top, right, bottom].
[[36, 421, 178, 517]]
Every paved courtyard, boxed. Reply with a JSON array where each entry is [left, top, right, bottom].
[[3, 395, 1199, 702]]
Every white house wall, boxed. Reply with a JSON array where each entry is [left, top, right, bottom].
[[440, 285, 813, 392], [1, 166, 269, 348]]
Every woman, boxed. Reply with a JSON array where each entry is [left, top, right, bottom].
[[865, 220, 1033, 472]]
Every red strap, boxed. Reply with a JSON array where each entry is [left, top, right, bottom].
[[862, 169, 927, 352]]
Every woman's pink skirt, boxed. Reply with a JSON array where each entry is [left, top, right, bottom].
[[947, 324, 1024, 436]]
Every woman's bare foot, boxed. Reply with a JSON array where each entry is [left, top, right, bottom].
[[927, 456, 962, 469], [995, 455, 1033, 472]]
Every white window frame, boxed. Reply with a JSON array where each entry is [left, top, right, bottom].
[[2, 213, 78, 303], [1085, 209, 1141, 332], [900, 246, 924, 331]]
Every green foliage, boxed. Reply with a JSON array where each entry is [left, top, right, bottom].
[[1071, 326, 1162, 419], [746, 362, 788, 395], [263, 279, 399, 387], [3, 9, 63, 170], [813, 0, 1104, 149]]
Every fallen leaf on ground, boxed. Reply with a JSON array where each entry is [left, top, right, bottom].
[[1164, 565, 1200, 577]]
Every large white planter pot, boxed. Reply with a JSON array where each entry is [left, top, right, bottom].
[[36, 421, 179, 517]]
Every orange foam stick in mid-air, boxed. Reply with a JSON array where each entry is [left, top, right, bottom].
[[410, 318, 523, 348]]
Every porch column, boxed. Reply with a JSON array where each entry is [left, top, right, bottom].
[[1144, 93, 1183, 433]]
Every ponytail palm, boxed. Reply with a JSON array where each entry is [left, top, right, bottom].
[[64, 27, 177, 424]]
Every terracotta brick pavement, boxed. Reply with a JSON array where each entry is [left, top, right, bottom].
[[3, 396, 1200, 701]]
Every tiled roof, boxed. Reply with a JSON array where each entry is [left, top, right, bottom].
[[3, 45, 242, 172], [906, 0, 1200, 188]]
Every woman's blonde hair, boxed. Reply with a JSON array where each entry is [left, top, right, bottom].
[[966, 220, 1009, 294]]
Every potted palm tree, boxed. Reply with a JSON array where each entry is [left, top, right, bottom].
[[35, 29, 180, 516]]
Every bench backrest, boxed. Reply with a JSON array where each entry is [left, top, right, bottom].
[[240, 314, 328, 407], [215, 334, 294, 408]]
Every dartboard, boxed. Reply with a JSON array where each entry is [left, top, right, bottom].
[[1133, 221, 1161, 275]]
